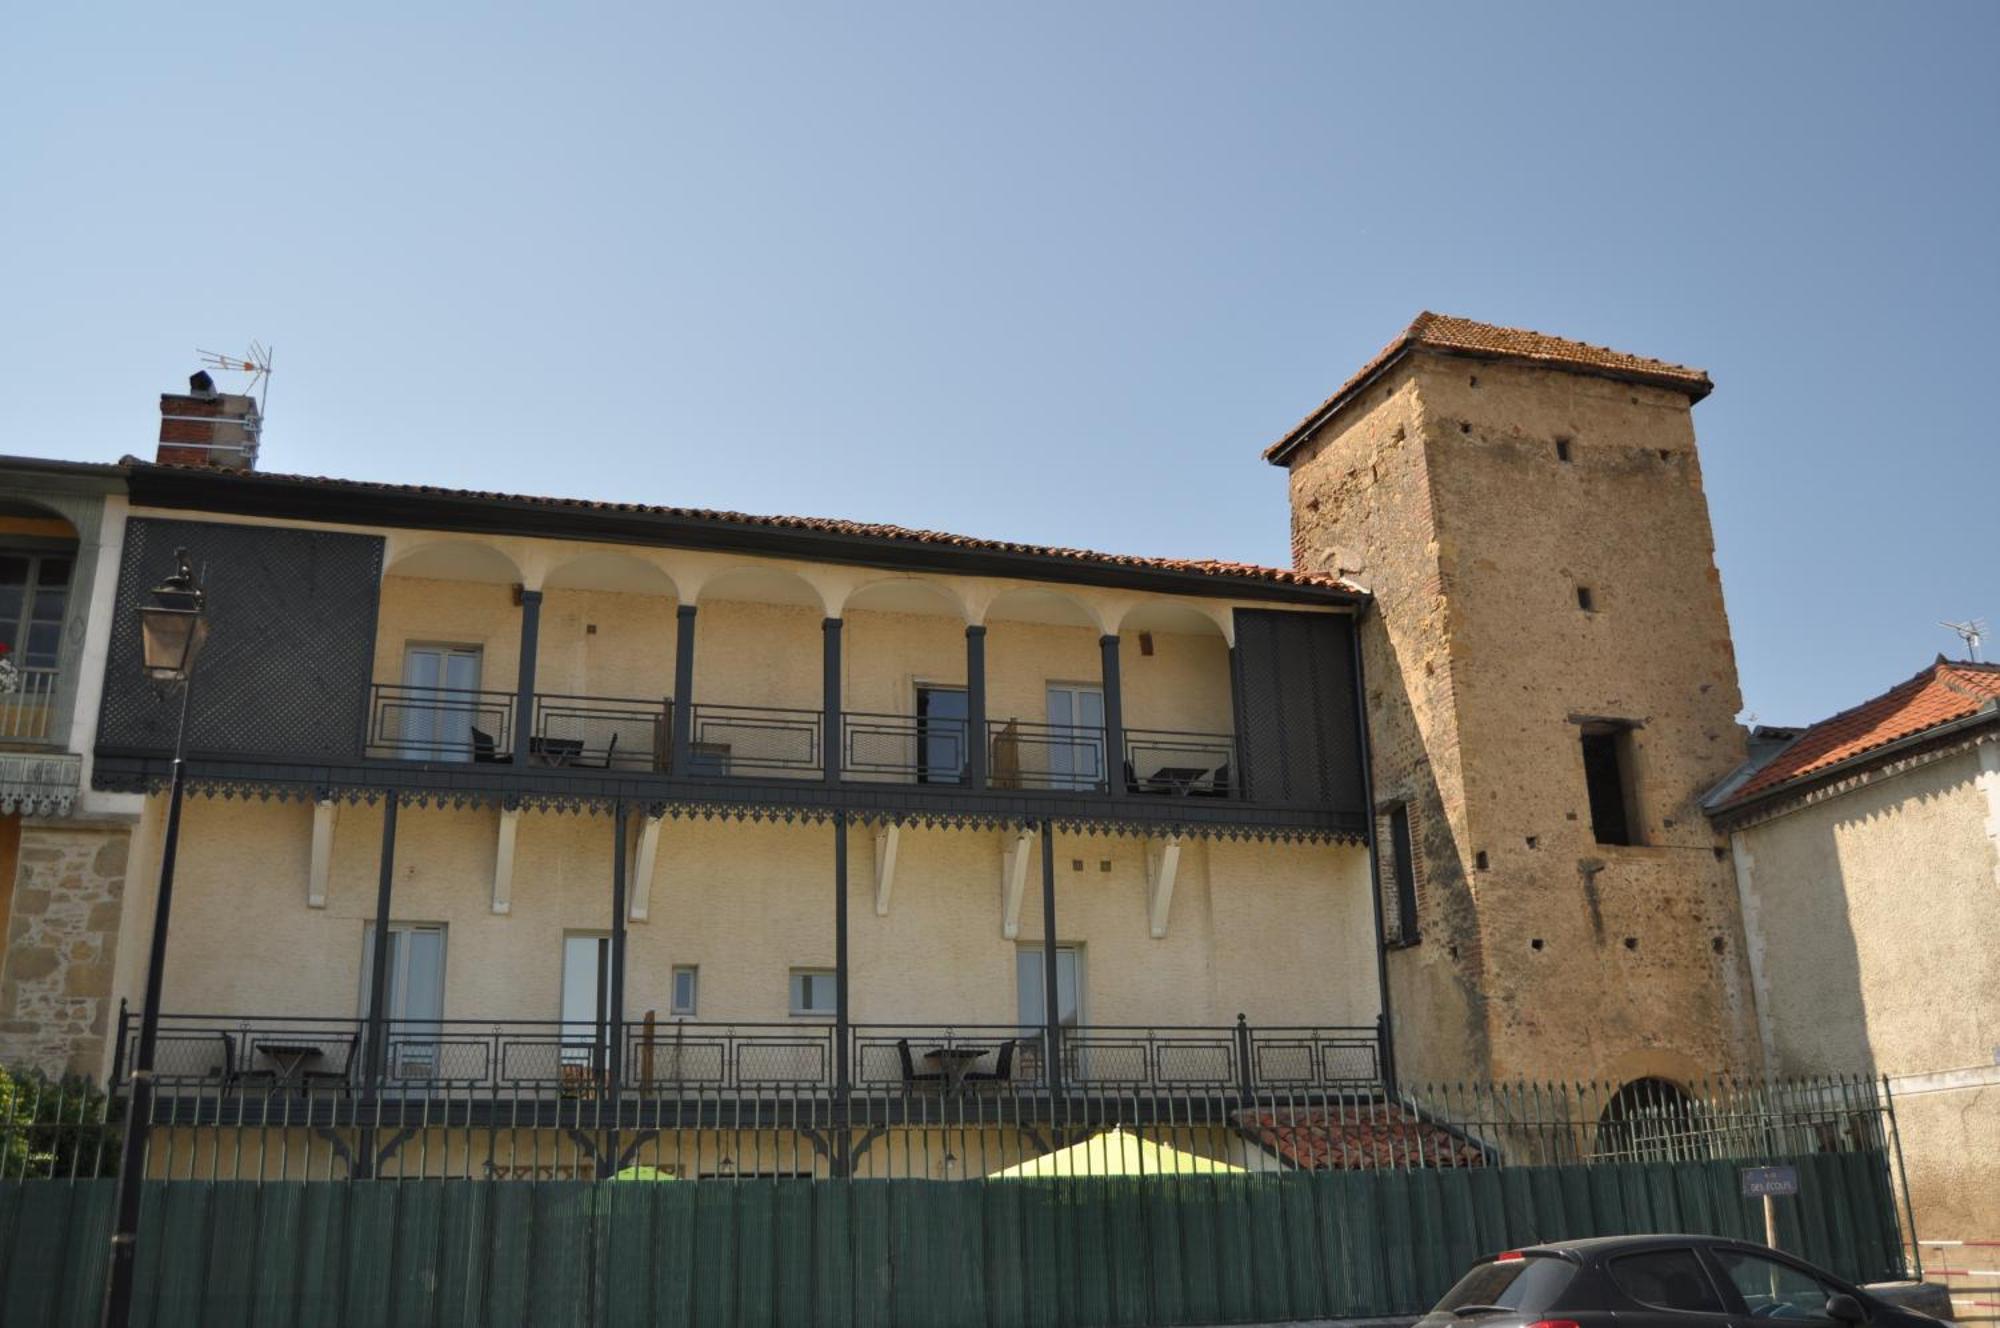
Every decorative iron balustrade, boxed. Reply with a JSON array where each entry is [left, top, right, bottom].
[[365, 683, 516, 762], [686, 702, 822, 777], [1123, 727, 1237, 798], [530, 693, 671, 771], [0, 664, 58, 743], [987, 718, 1107, 792], [839, 710, 969, 784]]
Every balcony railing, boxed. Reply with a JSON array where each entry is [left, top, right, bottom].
[[0, 664, 58, 743], [530, 693, 671, 771], [841, 710, 968, 785], [366, 683, 516, 762], [1123, 728, 1237, 798], [988, 719, 1107, 792], [119, 1012, 1381, 1104], [687, 702, 822, 778]]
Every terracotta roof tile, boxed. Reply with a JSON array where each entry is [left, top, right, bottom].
[[1720, 659, 2000, 806], [1234, 1103, 1489, 1171], [124, 459, 1365, 597], [1264, 312, 1714, 463]]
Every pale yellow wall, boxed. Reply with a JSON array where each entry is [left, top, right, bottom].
[[143, 795, 1378, 1034], [1732, 743, 2000, 1240], [535, 586, 679, 702]]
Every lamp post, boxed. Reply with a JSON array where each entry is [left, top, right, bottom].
[[101, 548, 207, 1328]]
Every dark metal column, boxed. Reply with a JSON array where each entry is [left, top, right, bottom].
[[606, 800, 629, 1176], [1098, 633, 1125, 794], [822, 617, 843, 784], [964, 624, 987, 789], [355, 790, 400, 1181], [1348, 617, 1397, 1093], [672, 604, 696, 775], [1039, 819, 1062, 1096], [513, 589, 543, 763], [832, 811, 851, 1177]]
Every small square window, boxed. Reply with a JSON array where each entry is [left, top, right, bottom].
[[1580, 724, 1642, 847], [1576, 585, 1595, 612], [671, 965, 698, 1017], [789, 968, 837, 1017]]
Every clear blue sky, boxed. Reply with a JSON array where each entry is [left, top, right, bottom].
[[3, 3, 1994, 724]]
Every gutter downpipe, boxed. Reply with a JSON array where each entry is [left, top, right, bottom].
[[1349, 605, 1397, 1095]]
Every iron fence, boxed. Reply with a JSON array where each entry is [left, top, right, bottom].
[[988, 718, 1107, 792], [530, 693, 670, 771], [840, 710, 969, 784], [364, 683, 515, 762], [1123, 728, 1236, 797]]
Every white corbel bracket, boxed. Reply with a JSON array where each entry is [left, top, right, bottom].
[[492, 806, 522, 915], [1146, 835, 1182, 939], [1000, 827, 1036, 939], [307, 798, 337, 909], [630, 812, 664, 922], [873, 823, 900, 916]]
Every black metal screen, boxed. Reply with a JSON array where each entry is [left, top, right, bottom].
[[96, 517, 385, 759], [1231, 608, 1365, 812]]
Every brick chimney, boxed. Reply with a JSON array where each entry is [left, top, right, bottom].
[[157, 370, 259, 470]]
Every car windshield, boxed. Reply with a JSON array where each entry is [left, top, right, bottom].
[[1435, 1255, 1575, 1316]]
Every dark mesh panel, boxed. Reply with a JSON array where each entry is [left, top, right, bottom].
[[96, 518, 384, 759], [1231, 609, 1364, 814]]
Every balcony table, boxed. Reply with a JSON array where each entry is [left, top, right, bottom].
[[1142, 766, 1212, 796], [528, 737, 586, 768], [252, 1041, 326, 1095], [922, 1046, 988, 1095]]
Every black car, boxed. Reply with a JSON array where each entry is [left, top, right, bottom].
[[1416, 1235, 1944, 1328]]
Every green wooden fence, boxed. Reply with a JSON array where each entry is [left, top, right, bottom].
[[0, 1151, 1904, 1328]]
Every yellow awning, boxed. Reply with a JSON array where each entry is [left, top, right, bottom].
[[987, 1128, 1245, 1178]]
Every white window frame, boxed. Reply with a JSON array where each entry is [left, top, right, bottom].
[[1015, 943, 1083, 1028], [788, 968, 837, 1018], [671, 965, 699, 1017]]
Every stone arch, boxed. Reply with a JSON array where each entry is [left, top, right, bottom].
[[694, 564, 828, 614], [1111, 598, 1233, 643], [840, 576, 970, 624], [980, 585, 1104, 633], [542, 550, 680, 599], [1593, 1075, 1703, 1162]]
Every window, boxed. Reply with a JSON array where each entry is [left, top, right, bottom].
[[0, 551, 72, 670], [1016, 945, 1080, 1028], [671, 965, 698, 1017], [1435, 1254, 1576, 1316], [1711, 1249, 1841, 1322], [358, 922, 446, 1079], [789, 968, 836, 1017], [1045, 684, 1105, 790], [1392, 800, 1424, 944], [1576, 585, 1596, 612], [398, 645, 483, 761], [561, 934, 610, 1033], [1580, 724, 1642, 846], [1608, 1249, 1725, 1313], [915, 685, 967, 784]]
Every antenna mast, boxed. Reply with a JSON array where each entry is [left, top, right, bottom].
[[196, 342, 274, 418], [1940, 618, 1987, 663]]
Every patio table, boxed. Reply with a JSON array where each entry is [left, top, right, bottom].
[[253, 1041, 326, 1095], [923, 1046, 988, 1094]]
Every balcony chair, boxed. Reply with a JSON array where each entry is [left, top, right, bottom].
[[1191, 762, 1230, 798], [895, 1039, 946, 1089], [301, 1033, 360, 1097], [963, 1039, 1016, 1086], [469, 727, 513, 764], [573, 730, 619, 770]]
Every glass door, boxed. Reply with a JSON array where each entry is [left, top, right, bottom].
[[915, 685, 967, 784], [1045, 684, 1105, 790], [1016, 945, 1080, 1028], [359, 923, 446, 1082], [561, 934, 611, 1078], [399, 646, 482, 760]]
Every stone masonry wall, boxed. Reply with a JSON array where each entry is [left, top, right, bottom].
[[0, 820, 131, 1078], [1286, 349, 1761, 1085]]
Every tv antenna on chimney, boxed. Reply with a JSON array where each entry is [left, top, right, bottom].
[[1940, 618, 1986, 662], [196, 342, 273, 416]]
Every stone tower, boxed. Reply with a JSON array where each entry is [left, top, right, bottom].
[[1270, 313, 1762, 1087]]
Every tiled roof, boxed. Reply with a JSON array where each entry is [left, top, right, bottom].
[[121, 458, 1364, 598], [1264, 312, 1715, 463], [1235, 1104, 1489, 1171], [1718, 658, 2000, 807]]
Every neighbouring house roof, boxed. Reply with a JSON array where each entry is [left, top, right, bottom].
[[108, 457, 1368, 605], [1707, 658, 2000, 813], [1263, 312, 1715, 464], [1235, 1104, 1490, 1171]]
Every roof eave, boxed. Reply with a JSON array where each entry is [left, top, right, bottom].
[[1706, 703, 2000, 823]]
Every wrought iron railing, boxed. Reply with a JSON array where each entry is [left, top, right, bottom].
[[840, 710, 969, 784], [1123, 728, 1236, 797], [987, 719, 1107, 792], [0, 664, 58, 743], [686, 703, 822, 778], [530, 693, 671, 771], [365, 683, 515, 762]]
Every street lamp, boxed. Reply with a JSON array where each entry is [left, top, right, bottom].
[[101, 548, 206, 1328]]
